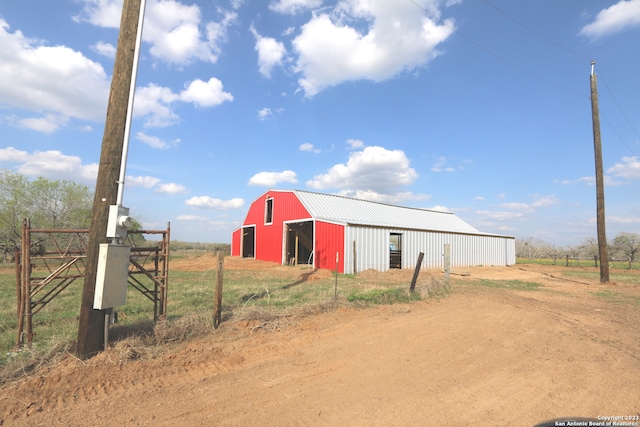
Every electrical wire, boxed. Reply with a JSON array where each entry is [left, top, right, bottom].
[[481, 0, 639, 156], [410, 0, 638, 157], [481, 0, 592, 62], [408, 0, 588, 98]]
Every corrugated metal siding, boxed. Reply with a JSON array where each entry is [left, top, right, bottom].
[[344, 225, 515, 274], [314, 220, 345, 272]]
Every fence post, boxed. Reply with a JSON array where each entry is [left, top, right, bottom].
[[334, 252, 339, 301], [409, 252, 425, 292], [213, 251, 224, 329], [352, 241, 357, 275], [443, 244, 451, 286]]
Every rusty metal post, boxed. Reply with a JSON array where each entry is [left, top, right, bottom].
[[160, 223, 170, 320], [23, 218, 33, 346]]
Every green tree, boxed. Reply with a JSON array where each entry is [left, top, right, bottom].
[[611, 232, 640, 267], [0, 170, 93, 261], [29, 177, 93, 230], [0, 170, 31, 260]]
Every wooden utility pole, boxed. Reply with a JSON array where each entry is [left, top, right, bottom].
[[77, 0, 143, 358], [589, 61, 609, 283]]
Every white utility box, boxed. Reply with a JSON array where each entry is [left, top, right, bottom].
[[93, 243, 131, 309], [106, 205, 132, 239]]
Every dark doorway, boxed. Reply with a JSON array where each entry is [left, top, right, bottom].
[[242, 226, 255, 258], [389, 233, 402, 269], [286, 221, 314, 265]]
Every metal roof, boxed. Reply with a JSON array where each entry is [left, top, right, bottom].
[[291, 190, 495, 236]]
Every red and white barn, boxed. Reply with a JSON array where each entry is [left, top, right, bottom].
[[231, 190, 515, 273]]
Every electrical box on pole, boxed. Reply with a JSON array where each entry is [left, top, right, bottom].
[[93, 243, 130, 309]]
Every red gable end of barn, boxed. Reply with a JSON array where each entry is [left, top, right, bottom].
[[232, 190, 346, 272]]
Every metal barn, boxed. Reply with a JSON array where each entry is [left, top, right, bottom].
[[231, 190, 515, 273]]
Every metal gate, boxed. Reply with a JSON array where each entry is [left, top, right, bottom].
[[15, 218, 170, 348]]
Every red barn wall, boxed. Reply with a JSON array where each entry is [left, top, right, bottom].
[[243, 191, 313, 265], [314, 220, 345, 273], [231, 228, 241, 256]]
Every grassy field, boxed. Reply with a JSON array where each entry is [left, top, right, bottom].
[[0, 258, 438, 373], [3, 254, 638, 380]]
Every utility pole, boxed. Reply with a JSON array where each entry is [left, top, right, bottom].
[[589, 61, 609, 283], [77, 0, 143, 358]]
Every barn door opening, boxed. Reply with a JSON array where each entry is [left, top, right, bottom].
[[286, 221, 314, 265], [389, 233, 402, 269], [242, 226, 255, 258]]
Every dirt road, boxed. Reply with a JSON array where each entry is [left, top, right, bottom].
[[2, 263, 639, 426]]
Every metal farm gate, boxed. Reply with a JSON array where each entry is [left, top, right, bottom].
[[15, 218, 170, 348]]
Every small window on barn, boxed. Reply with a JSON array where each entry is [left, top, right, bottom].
[[265, 197, 274, 225]]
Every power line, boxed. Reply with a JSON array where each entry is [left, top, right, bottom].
[[597, 67, 640, 153], [410, 0, 639, 157], [481, 0, 639, 156], [480, 0, 592, 62], [408, 0, 587, 97]]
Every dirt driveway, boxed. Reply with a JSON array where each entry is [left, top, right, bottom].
[[1, 261, 639, 426]]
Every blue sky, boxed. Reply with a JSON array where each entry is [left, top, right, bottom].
[[0, 0, 639, 246]]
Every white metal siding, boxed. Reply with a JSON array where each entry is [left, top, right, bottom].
[[344, 225, 515, 274]]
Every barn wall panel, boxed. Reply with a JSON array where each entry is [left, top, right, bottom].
[[344, 226, 515, 273], [315, 221, 345, 272], [231, 228, 241, 257]]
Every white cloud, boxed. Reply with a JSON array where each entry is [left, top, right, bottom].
[[300, 143, 321, 153], [291, 0, 455, 96], [337, 189, 430, 204], [251, 26, 287, 78], [306, 145, 418, 194], [0, 19, 110, 131], [156, 183, 187, 194], [92, 41, 116, 58], [75, 0, 237, 65], [136, 132, 180, 149], [476, 210, 526, 221], [0, 147, 98, 182], [607, 215, 640, 224], [127, 175, 161, 188], [580, 0, 640, 39], [72, 0, 123, 27], [607, 156, 640, 179], [431, 156, 456, 173], [180, 77, 234, 107], [347, 138, 364, 149], [176, 214, 209, 221], [258, 107, 273, 120], [500, 195, 558, 212], [134, 79, 232, 127], [185, 196, 244, 210], [269, 0, 323, 15], [248, 170, 298, 186], [17, 115, 70, 134], [133, 83, 180, 127], [428, 205, 453, 213]]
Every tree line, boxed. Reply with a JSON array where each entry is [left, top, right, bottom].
[[516, 233, 640, 266], [0, 170, 96, 261]]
